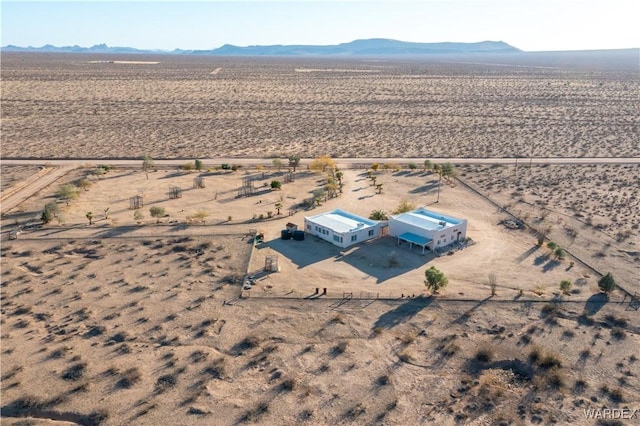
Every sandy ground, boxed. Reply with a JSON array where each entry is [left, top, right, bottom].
[[2, 53, 638, 159], [2, 165, 639, 425]]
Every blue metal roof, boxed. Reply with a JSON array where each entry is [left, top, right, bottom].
[[398, 232, 432, 246]]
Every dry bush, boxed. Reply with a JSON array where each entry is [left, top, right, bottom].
[[475, 345, 494, 363], [116, 368, 142, 389], [61, 363, 87, 381]]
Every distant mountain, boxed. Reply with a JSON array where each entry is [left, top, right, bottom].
[[1, 39, 521, 56]]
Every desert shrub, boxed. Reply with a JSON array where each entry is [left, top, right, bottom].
[[400, 331, 417, 345], [155, 374, 177, 393], [331, 341, 348, 357], [231, 335, 260, 355], [376, 375, 390, 386], [598, 272, 616, 294], [611, 327, 626, 340], [547, 241, 558, 250], [475, 345, 494, 363], [278, 378, 296, 392], [203, 357, 226, 379], [560, 280, 572, 294], [545, 368, 566, 389], [538, 353, 562, 369], [116, 368, 141, 389], [62, 363, 87, 381], [398, 349, 414, 362]]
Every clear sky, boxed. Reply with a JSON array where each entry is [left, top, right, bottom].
[[1, 0, 638, 52]]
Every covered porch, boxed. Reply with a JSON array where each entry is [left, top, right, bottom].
[[396, 232, 432, 254]]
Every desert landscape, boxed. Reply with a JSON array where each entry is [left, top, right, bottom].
[[1, 52, 639, 425]]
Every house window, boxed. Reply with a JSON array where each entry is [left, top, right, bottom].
[[437, 240, 440, 245], [351, 235, 357, 242], [333, 235, 340, 242], [307, 224, 311, 230], [451, 235, 454, 241], [368, 229, 374, 236]]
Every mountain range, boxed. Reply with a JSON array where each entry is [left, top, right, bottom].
[[1, 39, 521, 56]]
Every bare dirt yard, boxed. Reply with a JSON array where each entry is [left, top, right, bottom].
[[1, 164, 639, 425], [1, 52, 638, 159]]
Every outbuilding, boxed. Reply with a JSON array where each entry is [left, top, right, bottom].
[[389, 208, 467, 253], [304, 209, 381, 248]]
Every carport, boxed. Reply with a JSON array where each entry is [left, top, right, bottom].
[[396, 232, 432, 254]]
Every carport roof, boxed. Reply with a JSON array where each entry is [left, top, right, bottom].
[[397, 232, 432, 246]]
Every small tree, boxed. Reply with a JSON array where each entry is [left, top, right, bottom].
[[425, 266, 448, 294], [149, 206, 166, 223], [560, 280, 572, 295], [86, 211, 94, 225], [369, 210, 388, 221], [270, 180, 282, 190], [104, 207, 110, 220], [272, 158, 283, 171], [547, 241, 558, 250], [371, 163, 380, 172], [554, 247, 566, 260], [597, 273, 616, 295], [408, 162, 417, 171], [393, 199, 416, 215], [142, 155, 154, 180], [274, 202, 283, 215], [195, 159, 203, 171], [309, 156, 335, 172], [192, 210, 209, 224], [335, 170, 344, 184], [376, 183, 383, 194], [288, 155, 301, 172], [423, 160, 433, 171], [134, 209, 144, 222], [441, 162, 456, 181], [41, 202, 59, 224], [57, 184, 79, 206]]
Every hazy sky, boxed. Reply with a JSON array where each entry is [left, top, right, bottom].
[[2, 1, 638, 52]]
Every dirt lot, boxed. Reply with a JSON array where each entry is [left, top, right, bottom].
[[1, 52, 638, 159], [1, 165, 639, 425]]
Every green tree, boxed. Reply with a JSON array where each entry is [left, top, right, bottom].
[[57, 184, 79, 206], [312, 189, 326, 206], [425, 266, 448, 294], [133, 209, 144, 222], [270, 180, 282, 190], [441, 162, 456, 181], [194, 159, 203, 171], [274, 202, 283, 215], [423, 159, 433, 171], [272, 157, 283, 171], [393, 199, 416, 215], [288, 155, 301, 172], [335, 170, 344, 184], [86, 211, 94, 225], [597, 273, 616, 294], [41, 202, 59, 224], [142, 155, 154, 179], [408, 162, 417, 170], [554, 247, 566, 260], [560, 280, 572, 295], [369, 210, 388, 221], [547, 241, 558, 250], [149, 206, 166, 223]]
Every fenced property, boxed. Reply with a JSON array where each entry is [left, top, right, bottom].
[[237, 175, 257, 197], [129, 195, 144, 210], [193, 177, 206, 189], [169, 186, 182, 199]]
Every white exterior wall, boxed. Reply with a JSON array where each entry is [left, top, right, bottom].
[[304, 217, 381, 249], [389, 217, 467, 249]]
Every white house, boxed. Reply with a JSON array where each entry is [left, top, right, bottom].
[[389, 208, 467, 253], [304, 209, 381, 248]]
